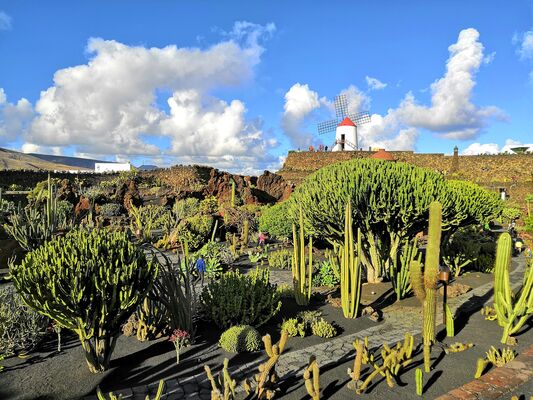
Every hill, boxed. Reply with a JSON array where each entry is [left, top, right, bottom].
[[0, 147, 91, 171], [27, 152, 105, 170]]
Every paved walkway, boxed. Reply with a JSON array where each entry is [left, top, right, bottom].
[[87, 255, 529, 400]]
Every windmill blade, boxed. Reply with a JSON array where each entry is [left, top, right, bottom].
[[317, 119, 338, 135], [334, 94, 348, 119], [347, 111, 371, 126]]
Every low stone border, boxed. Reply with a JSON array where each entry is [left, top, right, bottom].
[[436, 344, 533, 400]]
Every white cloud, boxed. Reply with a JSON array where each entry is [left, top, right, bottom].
[[516, 30, 533, 60], [281, 83, 323, 148], [462, 139, 533, 155], [21, 143, 62, 156], [0, 88, 34, 144], [0, 11, 12, 30], [16, 22, 277, 173], [365, 76, 387, 90]]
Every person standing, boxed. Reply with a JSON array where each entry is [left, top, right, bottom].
[[195, 256, 206, 286], [258, 231, 266, 248]]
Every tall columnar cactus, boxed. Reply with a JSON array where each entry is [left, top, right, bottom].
[[392, 239, 421, 301], [242, 219, 249, 248], [292, 208, 313, 306], [415, 368, 423, 396], [231, 180, 236, 208], [303, 356, 320, 400], [9, 228, 157, 373], [410, 201, 442, 372], [205, 358, 237, 400], [340, 201, 362, 318], [493, 232, 533, 344]]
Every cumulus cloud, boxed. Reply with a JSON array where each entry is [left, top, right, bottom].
[[0, 88, 34, 144], [0, 11, 12, 30], [462, 139, 533, 155], [514, 29, 533, 82], [365, 76, 387, 90], [15, 21, 278, 172], [281, 83, 323, 148], [21, 143, 62, 156]]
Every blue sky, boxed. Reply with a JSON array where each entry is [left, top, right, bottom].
[[0, 1, 532, 173]]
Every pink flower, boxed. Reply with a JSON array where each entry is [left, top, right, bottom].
[[169, 329, 190, 343]]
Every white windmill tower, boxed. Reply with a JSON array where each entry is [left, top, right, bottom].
[[317, 94, 371, 151]]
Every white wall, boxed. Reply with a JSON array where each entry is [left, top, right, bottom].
[[94, 163, 131, 173], [334, 125, 357, 151]]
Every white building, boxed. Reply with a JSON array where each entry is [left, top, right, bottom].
[[94, 162, 132, 173], [332, 117, 358, 151]]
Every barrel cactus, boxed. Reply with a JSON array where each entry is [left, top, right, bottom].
[[10, 228, 158, 373]]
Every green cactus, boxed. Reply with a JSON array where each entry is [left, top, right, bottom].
[[445, 303, 455, 337], [231, 180, 236, 208], [241, 218, 249, 248], [340, 201, 362, 318], [415, 368, 423, 396], [205, 358, 237, 400], [493, 232, 533, 344], [292, 208, 313, 306], [392, 238, 421, 301], [97, 380, 164, 400], [135, 297, 166, 342], [303, 356, 320, 400], [410, 201, 442, 372], [9, 228, 157, 373], [474, 357, 489, 378]]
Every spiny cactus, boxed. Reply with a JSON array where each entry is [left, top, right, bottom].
[[485, 346, 516, 367], [415, 368, 423, 396], [445, 303, 455, 337], [444, 342, 473, 354], [96, 380, 164, 400], [410, 201, 442, 372], [136, 297, 166, 342], [474, 357, 489, 378], [205, 358, 237, 400], [303, 356, 320, 400], [481, 306, 497, 321], [347, 337, 369, 389], [340, 201, 362, 318], [493, 232, 533, 344], [231, 180, 236, 208], [10, 228, 157, 373], [392, 238, 421, 301], [292, 208, 313, 306], [243, 330, 288, 399], [241, 219, 249, 248]]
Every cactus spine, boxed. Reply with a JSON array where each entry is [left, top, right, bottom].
[[341, 201, 362, 318], [292, 208, 312, 306], [410, 201, 442, 372], [304, 356, 320, 400], [415, 368, 423, 396], [493, 232, 533, 344]]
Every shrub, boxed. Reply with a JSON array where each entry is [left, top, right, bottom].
[[525, 216, 533, 234], [99, 203, 122, 217], [281, 318, 306, 337], [0, 286, 49, 356], [268, 248, 292, 270], [276, 283, 294, 299], [442, 226, 496, 273], [173, 198, 200, 220], [200, 268, 281, 329], [218, 325, 262, 353], [177, 214, 214, 250], [311, 318, 337, 338], [313, 260, 340, 287], [10, 228, 157, 372], [199, 196, 219, 215], [259, 202, 292, 240]]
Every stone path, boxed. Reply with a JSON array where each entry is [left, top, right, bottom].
[[87, 255, 529, 400]]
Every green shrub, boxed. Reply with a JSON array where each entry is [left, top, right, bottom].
[[199, 196, 219, 215], [268, 248, 292, 270], [218, 325, 262, 353], [0, 286, 49, 356], [312, 260, 340, 287], [259, 202, 292, 240], [525, 216, 533, 234], [276, 283, 294, 299], [281, 318, 306, 337], [442, 226, 496, 273], [177, 214, 214, 250], [311, 318, 337, 338], [173, 198, 200, 220], [200, 268, 281, 329], [100, 203, 122, 217], [10, 228, 157, 373]]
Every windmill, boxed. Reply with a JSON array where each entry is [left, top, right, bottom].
[[317, 94, 371, 151]]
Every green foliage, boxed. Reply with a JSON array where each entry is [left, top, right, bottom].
[[247, 246, 268, 263], [129, 204, 173, 241], [9, 228, 157, 372], [172, 198, 200, 220], [442, 226, 496, 273], [501, 206, 521, 223], [0, 286, 49, 356], [268, 248, 293, 270], [195, 240, 234, 278], [280, 318, 305, 337], [200, 268, 281, 329], [313, 260, 340, 287], [310, 318, 337, 338], [218, 325, 262, 353], [259, 202, 293, 240], [26, 177, 60, 203], [177, 214, 214, 251], [340, 202, 362, 318], [391, 239, 420, 300], [4, 206, 51, 251], [200, 196, 219, 215], [288, 159, 501, 283], [99, 203, 122, 217], [525, 216, 533, 234], [292, 208, 313, 306]]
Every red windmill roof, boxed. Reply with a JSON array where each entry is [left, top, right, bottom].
[[338, 117, 356, 127], [371, 148, 396, 161]]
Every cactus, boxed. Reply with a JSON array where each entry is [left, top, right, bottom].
[[9, 228, 157, 373], [303, 356, 320, 400], [445, 303, 455, 337], [444, 342, 473, 354], [230, 234, 238, 257], [392, 239, 421, 301], [410, 201, 442, 372], [474, 358, 489, 378], [231, 180, 236, 207], [292, 208, 313, 306], [347, 337, 368, 389], [340, 201, 363, 318], [481, 306, 497, 321], [243, 330, 288, 399], [205, 358, 237, 400], [241, 218, 249, 248], [135, 297, 166, 342], [485, 346, 516, 367], [415, 368, 423, 396], [493, 232, 533, 344]]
